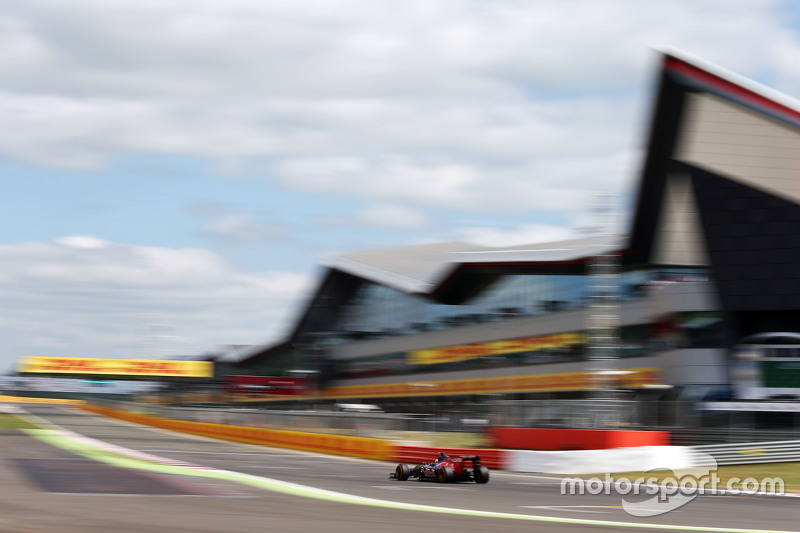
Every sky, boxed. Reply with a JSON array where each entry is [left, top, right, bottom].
[[2, 0, 800, 373]]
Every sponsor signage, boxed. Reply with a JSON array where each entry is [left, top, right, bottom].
[[407, 332, 585, 365], [325, 367, 661, 399], [17, 357, 213, 378]]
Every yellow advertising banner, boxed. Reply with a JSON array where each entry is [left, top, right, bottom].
[[407, 332, 585, 365], [17, 357, 213, 378], [0, 395, 83, 405], [323, 367, 662, 399]]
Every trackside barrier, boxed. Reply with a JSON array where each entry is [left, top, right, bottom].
[[490, 427, 669, 450], [0, 395, 84, 405], [81, 405, 394, 461], [693, 439, 800, 465], [394, 445, 507, 470], [506, 446, 696, 475]]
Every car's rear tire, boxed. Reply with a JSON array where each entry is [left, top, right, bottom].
[[395, 463, 410, 481], [474, 465, 490, 484], [437, 465, 455, 483]]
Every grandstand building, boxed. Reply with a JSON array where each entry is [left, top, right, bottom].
[[231, 49, 800, 416]]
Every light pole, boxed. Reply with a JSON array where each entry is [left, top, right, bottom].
[[587, 194, 622, 428]]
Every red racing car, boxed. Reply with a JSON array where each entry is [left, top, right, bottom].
[[390, 452, 490, 484]]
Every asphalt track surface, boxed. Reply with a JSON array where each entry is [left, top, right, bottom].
[[1, 406, 799, 533]]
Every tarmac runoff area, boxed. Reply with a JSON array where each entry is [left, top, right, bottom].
[[1, 406, 799, 533]]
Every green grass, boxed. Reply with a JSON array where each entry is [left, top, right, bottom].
[[583, 462, 800, 493], [0, 413, 41, 430], [713, 463, 800, 492], [382, 431, 490, 448]]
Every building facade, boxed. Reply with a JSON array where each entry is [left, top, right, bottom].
[[233, 50, 800, 416]]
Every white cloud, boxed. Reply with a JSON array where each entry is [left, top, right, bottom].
[[278, 146, 637, 216], [0, 238, 312, 370], [445, 224, 578, 247], [0, 0, 796, 199], [56, 235, 110, 249], [356, 204, 432, 230], [321, 203, 433, 231]]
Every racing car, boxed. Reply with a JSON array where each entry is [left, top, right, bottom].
[[390, 452, 490, 484]]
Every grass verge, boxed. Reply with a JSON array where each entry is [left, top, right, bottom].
[[0, 413, 41, 430], [580, 463, 800, 494]]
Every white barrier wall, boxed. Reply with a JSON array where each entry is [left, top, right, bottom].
[[507, 446, 697, 475]]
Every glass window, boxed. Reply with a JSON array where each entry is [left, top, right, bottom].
[[328, 267, 710, 345]]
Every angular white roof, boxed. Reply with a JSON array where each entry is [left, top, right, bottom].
[[322, 235, 622, 295], [321, 241, 474, 294]]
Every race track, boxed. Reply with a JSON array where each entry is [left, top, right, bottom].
[[1, 405, 797, 533]]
